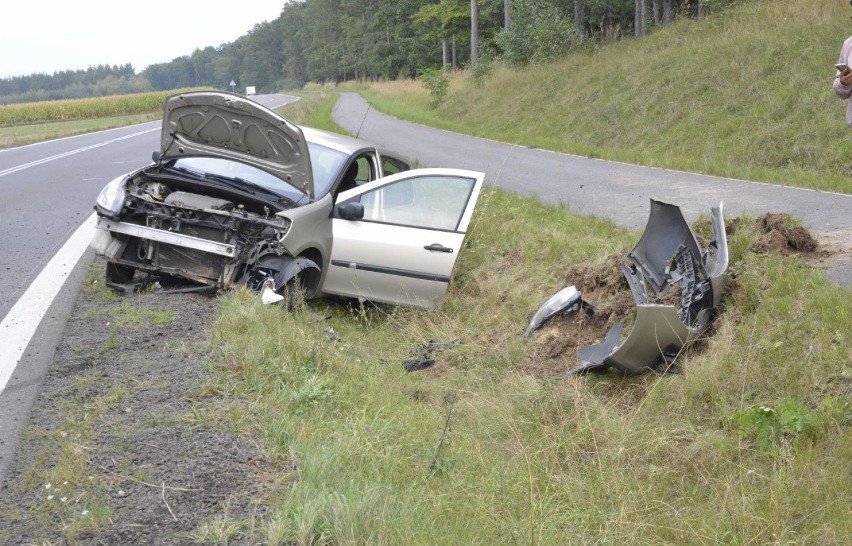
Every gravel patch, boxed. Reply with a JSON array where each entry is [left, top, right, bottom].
[[0, 266, 274, 544]]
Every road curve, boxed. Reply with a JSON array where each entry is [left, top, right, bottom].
[[332, 93, 851, 275]]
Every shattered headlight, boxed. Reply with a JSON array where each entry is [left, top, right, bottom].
[[95, 175, 128, 216]]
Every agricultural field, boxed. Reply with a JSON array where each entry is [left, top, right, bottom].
[[0, 89, 204, 148]]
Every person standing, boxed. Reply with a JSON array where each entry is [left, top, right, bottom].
[[835, 6, 852, 127]]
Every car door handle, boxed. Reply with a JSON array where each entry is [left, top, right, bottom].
[[424, 243, 454, 253]]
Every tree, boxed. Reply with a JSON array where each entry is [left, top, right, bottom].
[[635, 0, 648, 37], [471, 0, 479, 65], [574, 0, 585, 37], [413, 0, 469, 69], [496, 0, 575, 66]]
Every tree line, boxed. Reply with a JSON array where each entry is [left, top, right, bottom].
[[1, 1, 743, 103], [0, 64, 152, 105]]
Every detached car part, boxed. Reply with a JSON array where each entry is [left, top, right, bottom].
[[582, 200, 727, 375], [528, 200, 728, 376], [524, 285, 593, 338]]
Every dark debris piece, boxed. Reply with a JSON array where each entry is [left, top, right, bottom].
[[403, 339, 460, 372]]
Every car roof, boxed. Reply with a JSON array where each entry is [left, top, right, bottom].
[[301, 126, 375, 156]]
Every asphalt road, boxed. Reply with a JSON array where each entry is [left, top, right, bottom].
[[0, 94, 296, 481]]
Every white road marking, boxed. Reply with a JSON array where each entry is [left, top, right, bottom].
[[0, 214, 96, 393], [0, 127, 158, 178]]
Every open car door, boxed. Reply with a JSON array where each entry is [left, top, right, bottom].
[[323, 168, 484, 308]]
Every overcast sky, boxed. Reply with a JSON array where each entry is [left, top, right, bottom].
[[0, 1, 286, 79]]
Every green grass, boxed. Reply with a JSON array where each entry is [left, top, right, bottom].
[[207, 187, 850, 543], [0, 89, 201, 125], [273, 86, 348, 133], [357, 0, 852, 194], [0, 86, 343, 150]]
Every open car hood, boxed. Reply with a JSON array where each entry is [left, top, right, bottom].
[[161, 92, 313, 199]]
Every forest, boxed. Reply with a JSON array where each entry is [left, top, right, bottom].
[[1, 1, 741, 103]]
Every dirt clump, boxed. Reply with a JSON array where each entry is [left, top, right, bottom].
[[752, 213, 818, 254]]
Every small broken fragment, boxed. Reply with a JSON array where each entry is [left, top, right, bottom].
[[403, 357, 435, 372], [260, 278, 285, 305], [524, 286, 594, 338], [403, 339, 460, 372]]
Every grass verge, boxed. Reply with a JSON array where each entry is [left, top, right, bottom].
[[208, 188, 850, 543], [0, 113, 162, 149]]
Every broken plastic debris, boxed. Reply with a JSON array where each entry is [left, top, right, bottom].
[[260, 278, 285, 304], [403, 339, 460, 372], [524, 200, 728, 377], [571, 200, 728, 376], [524, 285, 594, 338]]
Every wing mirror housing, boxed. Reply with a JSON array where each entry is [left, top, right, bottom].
[[337, 202, 364, 220]]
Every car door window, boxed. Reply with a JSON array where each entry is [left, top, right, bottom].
[[353, 156, 375, 185], [381, 155, 411, 176], [358, 175, 475, 232]]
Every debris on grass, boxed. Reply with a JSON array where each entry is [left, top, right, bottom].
[[403, 339, 461, 372], [526, 200, 729, 377]]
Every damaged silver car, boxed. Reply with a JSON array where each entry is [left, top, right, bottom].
[[91, 92, 484, 308], [526, 199, 728, 375]]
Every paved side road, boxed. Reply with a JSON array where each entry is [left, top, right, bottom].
[[334, 94, 850, 249]]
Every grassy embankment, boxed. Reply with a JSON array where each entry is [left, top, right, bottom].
[[193, 90, 848, 543], [356, 0, 851, 194], [0, 89, 202, 148]]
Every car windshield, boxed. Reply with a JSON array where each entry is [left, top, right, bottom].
[[308, 142, 348, 198], [173, 157, 306, 204]]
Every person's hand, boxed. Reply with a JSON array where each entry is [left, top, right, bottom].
[[841, 69, 852, 86]]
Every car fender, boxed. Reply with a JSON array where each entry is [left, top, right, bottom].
[[249, 255, 321, 298]]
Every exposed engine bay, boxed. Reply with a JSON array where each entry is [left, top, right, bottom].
[[92, 169, 297, 291]]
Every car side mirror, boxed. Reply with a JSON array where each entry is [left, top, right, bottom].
[[152, 151, 161, 163], [337, 202, 364, 220]]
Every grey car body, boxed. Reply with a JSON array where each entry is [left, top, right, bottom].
[[91, 92, 485, 308]]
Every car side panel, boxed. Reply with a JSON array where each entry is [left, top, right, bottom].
[[322, 222, 465, 308]]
